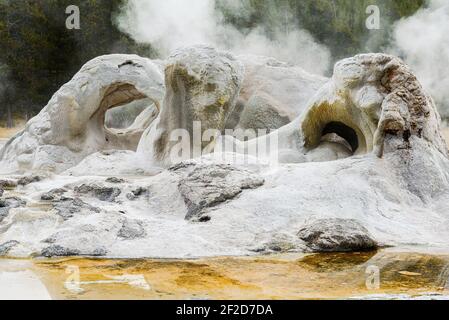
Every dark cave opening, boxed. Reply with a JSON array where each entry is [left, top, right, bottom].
[[321, 121, 359, 153]]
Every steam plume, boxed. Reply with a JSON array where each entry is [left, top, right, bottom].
[[389, 0, 449, 119], [115, 0, 331, 75]]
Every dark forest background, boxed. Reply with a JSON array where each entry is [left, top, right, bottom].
[[0, 0, 425, 127]]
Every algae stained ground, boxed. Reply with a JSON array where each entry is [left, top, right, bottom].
[[0, 250, 445, 300]]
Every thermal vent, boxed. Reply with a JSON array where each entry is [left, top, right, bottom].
[[321, 122, 359, 153], [301, 101, 377, 158]]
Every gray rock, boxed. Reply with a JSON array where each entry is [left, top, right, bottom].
[[74, 184, 121, 202], [54, 197, 100, 220], [1, 204, 9, 222], [126, 187, 148, 200], [0, 187, 3, 198], [227, 54, 328, 132], [178, 164, 264, 220], [41, 188, 68, 201], [126, 193, 136, 201], [42, 235, 57, 244], [297, 218, 378, 252], [41, 245, 81, 258], [249, 233, 306, 254], [106, 177, 125, 184], [237, 93, 292, 133], [0, 240, 20, 256], [169, 162, 196, 173], [41, 244, 107, 258], [0, 179, 17, 189], [91, 247, 108, 257], [251, 240, 299, 254], [0, 197, 27, 223], [17, 175, 43, 186], [118, 219, 146, 240]]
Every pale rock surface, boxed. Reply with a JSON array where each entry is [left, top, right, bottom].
[[444, 128, 449, 147], [219, 54, 448, 163], [0, 52, 448, 258], [138, 46, 244, 167], [227, 55, 328, 132], [64, 150, 162, 177], [0, 55, 165, 174]]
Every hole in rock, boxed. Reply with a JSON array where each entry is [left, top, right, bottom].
[[320, 122, 359, 153], [105, 99, 156, 130], [90, 83, 159, 152]]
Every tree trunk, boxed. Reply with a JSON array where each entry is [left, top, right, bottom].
[[6, 105, 13, 129]]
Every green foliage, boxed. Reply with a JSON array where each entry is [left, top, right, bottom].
[[0, 0, 156, 118], [217, 0, 425, 61]]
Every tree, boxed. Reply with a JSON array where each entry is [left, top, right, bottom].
[[217, 0, 425, 63], [0, 0, 155, 119], [0, 64, 14, 127]]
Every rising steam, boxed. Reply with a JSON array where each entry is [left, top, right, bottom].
[[115, 0, 331, 75], [389, 0, 449, 119]]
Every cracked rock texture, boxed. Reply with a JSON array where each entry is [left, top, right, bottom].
[[0, 240, 19, 256], [41, 245, 107, 258], [54, 197, 101, 220], [178, 164, 265, 220], [118, 219, 146, 240], [0, 197, 26, 223], [298, 219, 378, 252], [74, 184, 121, 202]]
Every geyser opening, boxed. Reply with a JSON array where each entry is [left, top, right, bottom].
[[301, 101, 372, 158], [321, 122, 359, 153]]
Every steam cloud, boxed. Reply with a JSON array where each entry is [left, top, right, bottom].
[[116, 0, 449, 120], [115, 0, 331, 75], [389, 0, 449, 119]]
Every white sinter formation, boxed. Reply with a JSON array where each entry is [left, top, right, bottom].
[[0, 47, 448, 258]]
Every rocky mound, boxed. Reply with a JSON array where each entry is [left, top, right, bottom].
[[0, 48, 448, 259]]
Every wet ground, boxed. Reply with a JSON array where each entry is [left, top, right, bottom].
[[1, 249, 448, 300]]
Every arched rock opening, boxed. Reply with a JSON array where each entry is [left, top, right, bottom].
[[90, 83, 158, 152], [301, 101, 374, 158]]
